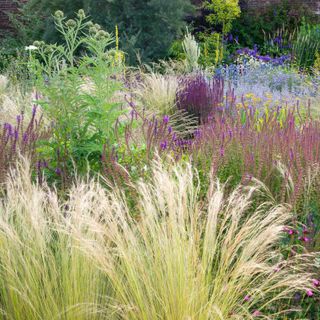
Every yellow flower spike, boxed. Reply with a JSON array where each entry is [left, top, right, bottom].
[[115, 25, 119, 52]]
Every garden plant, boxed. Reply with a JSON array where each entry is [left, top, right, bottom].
[[0, 2, 320, 319]]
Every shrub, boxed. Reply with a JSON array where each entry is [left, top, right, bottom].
[[205, 0, 241, 34], [230, 0, 318, 51], [9, 1, 194, 64]]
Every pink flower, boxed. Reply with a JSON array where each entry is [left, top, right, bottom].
[[244, 295, 251, 301], [283, 227, 296, 235], [298, 236, 311, 243], [306, 289, 313, 297], [252, 310, 261, 316], [312, 279, 320, 287]]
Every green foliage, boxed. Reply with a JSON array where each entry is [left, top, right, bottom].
[[198, 32, 224, 67], [168, 39, 185, 61], [7, 0, 194, 64], [205, 0, 240, 34], [28, 10, 125, 184], [231, 0, 318, 50], [293, 22, 320, 69], [314, 51, 320, 73]]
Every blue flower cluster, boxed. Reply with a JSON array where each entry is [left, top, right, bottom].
[[236, 46, 291, 66]]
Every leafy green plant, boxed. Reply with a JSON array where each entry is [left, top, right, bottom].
[[205, 0, 241, 34], [314, 51, 320, 74], [199, 32, 224, 67], [293, 22, 320, 69], [28, 10, 126, 185]]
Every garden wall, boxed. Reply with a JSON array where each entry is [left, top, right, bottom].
[[0, 0, 17, 31]]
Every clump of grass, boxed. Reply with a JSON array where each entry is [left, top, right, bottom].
[[73, 160, 316, 319], [0, 159, 109, 319], [0, 77, 34, 125], [0, 75, 8, 96], [135, 72, 180, 115], [0, 158, 316, 319]]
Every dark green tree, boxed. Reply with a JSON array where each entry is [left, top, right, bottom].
[[10, 0, 194, 64]]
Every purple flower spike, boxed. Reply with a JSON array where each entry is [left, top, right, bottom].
[[160, 141, 168, 151], [163, 115, 170, 124]]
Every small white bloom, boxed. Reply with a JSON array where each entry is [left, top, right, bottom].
[[25, 45, 38, 51]]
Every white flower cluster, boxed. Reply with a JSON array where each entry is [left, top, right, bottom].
[[25, 45, 38, 51]]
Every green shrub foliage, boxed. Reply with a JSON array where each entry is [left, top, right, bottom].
[[9, 0, 194, 64]]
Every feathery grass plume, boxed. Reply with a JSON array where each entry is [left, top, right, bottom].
[[0, 75, 8, 97], [0, 159, 109, 319], [135, 72, 179, 115], [182, 28, 200, 72], [71, 159, 316, 319], [0, 79, 35, 125], [133, 72, 197, 136]]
